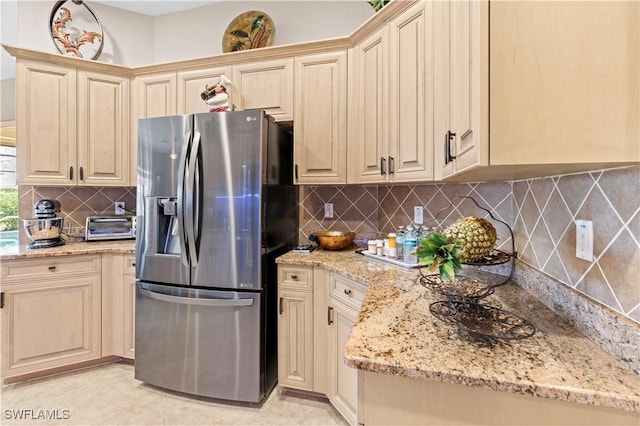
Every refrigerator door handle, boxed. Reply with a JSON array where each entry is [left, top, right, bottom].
[[138, 287, 254, 307], [185, 131, 201, 266], [177, 131, 192, 266]]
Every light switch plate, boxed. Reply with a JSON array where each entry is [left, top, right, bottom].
[[115, 202, 125, 215], [575, 219, 593, 261], [324, 203, 334, 219], [414, 206, 424, 225]]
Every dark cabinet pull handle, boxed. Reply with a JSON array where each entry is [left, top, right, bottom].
[[131, 262, 136, 267], [445, 131, 457, 164], [48, 266, 56, 271], [0, 292, 4, 309], [380, 157, 386, 175], [344, 288, 352, 296], [69, 166, 74, 180], [328, 306, 334, 325], [291, 275, 298, 280], [79, 166, 84, 181], [388, 156, 394, 174], [294, 164, 299, 180], [279, 297, 283, 315]]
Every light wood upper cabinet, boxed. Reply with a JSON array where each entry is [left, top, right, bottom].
[[77, 70, 130, 186], [387, 1, 433, 182], [489, 1, 639, 167], [294, 51, 348, 184], [435, 0, 639, 181], [177, 67, 232, 114], [348, 27, 389, 184], [232, 58, 293, 121], [16, 60, 76, 185], [131, 72, 177, 185], [434, 0, 486, 180], [134, 73, 177, 119], [349, 2, 433, 184], [16, 60, 130, 186]]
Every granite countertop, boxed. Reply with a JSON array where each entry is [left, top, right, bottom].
[[277, 248, 640, 413], [0, 240, 136, 260]]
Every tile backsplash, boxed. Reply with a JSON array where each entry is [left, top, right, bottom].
[[19, 186, 136, 240], [301, 165, 640, 325], [18, 165, 639, 325]]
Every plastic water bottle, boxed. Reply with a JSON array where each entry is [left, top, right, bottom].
[[403, 226, 418, 264], [396, 226, 406, 260]]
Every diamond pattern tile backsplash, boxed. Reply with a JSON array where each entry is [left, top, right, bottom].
[[18, 186, 136, 240], [17, 165, 639, 324], [301, 165, 640, 324]]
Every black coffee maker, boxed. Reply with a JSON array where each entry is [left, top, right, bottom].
[[23, 200, 66, 249]]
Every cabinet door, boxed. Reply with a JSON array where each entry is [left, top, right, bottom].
[[77, 70, 130, 186], [489, 1, 639, 166], [232, 58, 293, 121], [388, 1, 434, 182], [348, 28, 390, 184], [122, 274, 136, 359], [294, 51, 348, 184], [131, 72, 177, 185], [277, 289, 314, 391], [328, 299, 358, 426], [1, 275, 102, 379], [177, 67, 232, 114], [15, 60, 76, 185], [122, 255, 137, 359], [436, 0, 488, 179]]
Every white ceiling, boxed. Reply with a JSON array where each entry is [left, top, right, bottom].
[[90, 1, 222, 16]]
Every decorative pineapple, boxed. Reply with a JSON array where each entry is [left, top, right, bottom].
[[417, 216, 497, 281], [443, 216, 497, 263]]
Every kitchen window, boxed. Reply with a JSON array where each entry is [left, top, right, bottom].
[[0, 120, 18, 248]]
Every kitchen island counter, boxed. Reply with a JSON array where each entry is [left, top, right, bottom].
[[0, 240, 135, 260], [277, 249, 640, 416]]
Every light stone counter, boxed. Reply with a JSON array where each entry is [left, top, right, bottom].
[[0, 240, 135, 260], [277, 248, 640, 414]]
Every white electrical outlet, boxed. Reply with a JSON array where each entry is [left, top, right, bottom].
[[575, 219, 593, 261], [324, 203, 334, 219], [414, 206, 424, 225], [115, 202, 125, 215]]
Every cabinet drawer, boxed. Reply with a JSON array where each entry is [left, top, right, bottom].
[[1, 255, 101, 284], [278, 265, 312, 291], [124, 255, 137, 275], [330, 273, 365, 310]]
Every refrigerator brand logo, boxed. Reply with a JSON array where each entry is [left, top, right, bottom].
[[240, 283, 254, 288]]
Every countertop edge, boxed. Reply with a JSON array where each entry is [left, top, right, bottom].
[[0, 241, 136, 260], [343, 355, 640, 413], [277, 249, 640, 414]]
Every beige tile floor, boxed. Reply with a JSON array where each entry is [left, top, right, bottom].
[[0, 362, 348, 425]]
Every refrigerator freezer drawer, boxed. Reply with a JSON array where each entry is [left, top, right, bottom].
[[135, 282, 264, 402]]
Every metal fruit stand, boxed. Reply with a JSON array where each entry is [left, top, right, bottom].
[[418, 196, 536, 344]]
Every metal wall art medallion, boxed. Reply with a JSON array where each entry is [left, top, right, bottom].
[[49, 0, 104, 60]]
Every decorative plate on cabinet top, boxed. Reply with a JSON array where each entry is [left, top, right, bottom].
[[222, 11, 275, 53]]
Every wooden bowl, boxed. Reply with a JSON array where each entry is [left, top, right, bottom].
[[309, 231, 356, 250]]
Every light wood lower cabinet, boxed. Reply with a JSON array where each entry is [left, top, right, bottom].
[[101, 253, 136, 360], [122, 255, 137, 359], [1, 255, 102, 380], [277, 265, 314, 391], [328, 299, 358, 425], [277, 264, 362, 425]]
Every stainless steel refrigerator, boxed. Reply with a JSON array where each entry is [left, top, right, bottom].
[[135, 110, 298, 403]]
